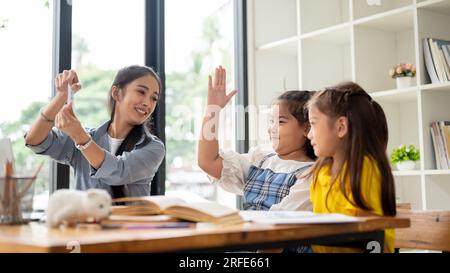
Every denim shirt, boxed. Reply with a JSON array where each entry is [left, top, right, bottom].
[[25, 121, 165, 197]]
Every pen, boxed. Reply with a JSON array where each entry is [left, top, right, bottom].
[[101, 222, 194, 230]]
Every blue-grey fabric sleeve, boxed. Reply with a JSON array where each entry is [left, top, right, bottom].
[[90, 139, 165, 186]]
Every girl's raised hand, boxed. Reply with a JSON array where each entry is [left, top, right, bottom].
[[55, 69, 82, 95], [207, 66, 237, 108]]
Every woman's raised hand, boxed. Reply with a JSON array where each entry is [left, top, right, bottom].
[[207, 66, 237, 108], [55, 101, 83, 140], [55, 70, 82, 95]]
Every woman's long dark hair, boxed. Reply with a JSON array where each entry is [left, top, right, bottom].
[[108, 65, 162, 198], [305, 82, 396, 216], [277, 90, 317, 160]]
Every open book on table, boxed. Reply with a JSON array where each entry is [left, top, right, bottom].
[[111, 195, 244, 226], [239, 211, 362, 224]]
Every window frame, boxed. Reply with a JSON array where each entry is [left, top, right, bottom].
[[145, 0, 166, 195], [233, 0, 249, 209], [53, 0, 72, 191]]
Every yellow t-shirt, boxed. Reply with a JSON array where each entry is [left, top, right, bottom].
[[310, 156, 394, 253]]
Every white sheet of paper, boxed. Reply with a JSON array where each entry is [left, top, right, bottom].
[[239, 210, 361, 224], [67, 85, 73, 105], [0, 138, 15, 177]]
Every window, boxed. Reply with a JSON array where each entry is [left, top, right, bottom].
[[165, 0, 236, 206], [1, 1, 244, 210], [71, 0, 145, 128], [0, 0, 54, 211], [70, 0, 145, 188]]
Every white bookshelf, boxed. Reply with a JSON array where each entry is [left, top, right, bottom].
[[247, 0, 450, 210]]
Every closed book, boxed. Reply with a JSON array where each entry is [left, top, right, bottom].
[[442, 45, 450, 76], [430, 39, 447, 81], [423, 38, 439, 84], [431, 123, 442, 169], [441, 122, 450, 168]]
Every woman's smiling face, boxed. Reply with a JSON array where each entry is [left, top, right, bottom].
[[113, 74, 160, 125]]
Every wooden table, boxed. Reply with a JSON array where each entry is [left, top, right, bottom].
[[0, 217, 409, 253]]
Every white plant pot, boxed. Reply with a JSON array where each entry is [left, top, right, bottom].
[[396, 77, 414, 89], [396, 160, 416, 171]]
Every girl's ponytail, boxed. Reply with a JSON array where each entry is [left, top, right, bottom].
[[370, 100, 396, 216]]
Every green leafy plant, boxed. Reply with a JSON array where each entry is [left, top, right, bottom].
[[390, 144, 420, 164]]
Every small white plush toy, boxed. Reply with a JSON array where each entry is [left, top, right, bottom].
[[46, 188, 112, 228]]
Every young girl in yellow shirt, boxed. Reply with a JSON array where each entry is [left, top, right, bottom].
[[305, 81, 396, 253]]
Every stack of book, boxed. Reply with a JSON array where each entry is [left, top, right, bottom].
[[430, 121, 450, 169], [423, 38, 450, 84]]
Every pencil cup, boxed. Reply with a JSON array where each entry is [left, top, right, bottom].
[[0, 176, 36, 224]]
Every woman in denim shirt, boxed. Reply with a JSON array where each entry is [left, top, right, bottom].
[[25, 65, 165, 198]]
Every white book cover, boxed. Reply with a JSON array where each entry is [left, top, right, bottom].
[[438, 47, 450, 80], [442, 46, 450, 74], [423, 38, 439, 84], [430, 39, 446, 81], [435, 39, 450, 80], [430, 126, 441, 169], [239, 210, 361, 224], [439, 124, 449, 169], [445, 124, 450, 164], [433, 122, 449, 169], [439, 121, 450, 169]]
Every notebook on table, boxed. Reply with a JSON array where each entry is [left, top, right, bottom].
[[239, 210, 362, 224]]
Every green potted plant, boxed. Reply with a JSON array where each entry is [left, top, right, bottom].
[[390, 144, 420, 171], [389, 63, 416, 89]]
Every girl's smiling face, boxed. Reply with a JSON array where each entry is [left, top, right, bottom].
[[268, 102, 309, 159], [113, 74, 160, 125]]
